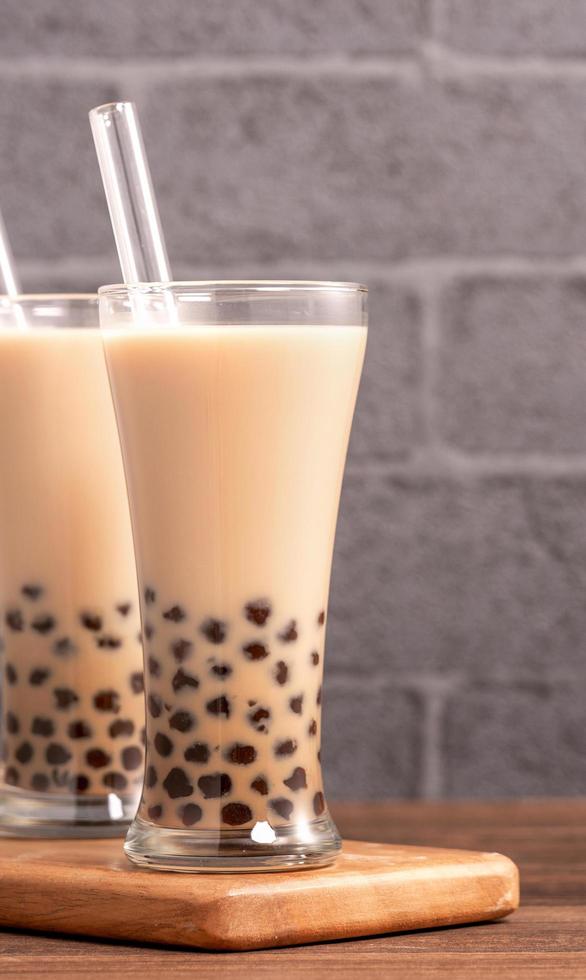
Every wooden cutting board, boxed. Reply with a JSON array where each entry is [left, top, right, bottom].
[[0, 837, 519, 951]]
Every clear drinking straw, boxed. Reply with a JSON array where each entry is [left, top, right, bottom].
[[0, 206, 22, 298], [89, 102, 172, 285]]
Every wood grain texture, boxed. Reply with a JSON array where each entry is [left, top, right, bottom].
[[0, 801, 583, 978], [0, 837, 518, 951]]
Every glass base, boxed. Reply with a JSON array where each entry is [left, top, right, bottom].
[[0, 785, 137, 838], [124, 812, 342, 872]]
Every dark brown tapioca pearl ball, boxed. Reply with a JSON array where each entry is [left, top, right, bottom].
[[251, 776, 269, 796], [184, 742, 210, 764], [310, 651, 320, 667], [222, 802, 252, 826], [283, 767, 307, 792], [226, 744, 257, 765], [121, 746, 143, 771], [53, 688, 79, 710], [46, 743, 72, 765], [103, 771, 128, 790], [93, 690, 121, 713], [129, 671, 144, 695], [53, 637, 77, 658], [6, 712, 19, 735], [22, 584, 43, 601], [80, 611, 102, 632], [244, 599, 272, 627], [5, 663, 17, 685], [308, 719, 317, 737], [86, 748, 111, 769], [31, 773, 50, 792], [154, 733, 174, 758], [147, 693, 163, 719], [32, 716, 54, 737], [316, 687, 322, 706], [248, 706, 271, 733], [29, 668, 51, 686], [169, 710, 196, 733], [206, 695, 230, 718], [171, 638, 193, 663], [181, 803, 202, 827], [242, 641, 270, 661], [274, 661, 288, 686], [317, 611, 325, 627], [116, 601, 132, 617], [211, 663, 232, 679], [15, 742, 33, 765], [278, 620, 298, 643], [172, 667, 199, 693], [313, 791, 325, 816], [200, 618, 227, 645], [148, 804, 163, 821], [109, 719, 134, 739], [5, 767, 19, 785], [162, 604, 186, 623], [146, 765, 158, 788], [198, 772, 232, 799], [163, 767, 193, 799], [140, 726, 146, 746], [147, 655, 161, 678], [317, 750, 321, 763], [144, 622, 155, 641], [144, 587, 156, 605], [270, 797, 294, 821], [68, 720, 93, 740], [31, 614, 56, 635], [74, 775, 90, 793], [5, 609, 24, 632], [289, 695, 304, 715], [97, 635, 122, 650], [275, 739, 297, 757]]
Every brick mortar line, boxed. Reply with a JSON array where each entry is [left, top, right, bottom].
[[423, 40, 586, 78], [326, 671, 586, 688], [345, 451, 586, 479]]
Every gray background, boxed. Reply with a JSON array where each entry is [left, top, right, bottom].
[[2, 1, 585, 799]]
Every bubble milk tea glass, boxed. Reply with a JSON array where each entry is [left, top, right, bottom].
[[100, 281, 367, 871], [0, 295, 144, 836]]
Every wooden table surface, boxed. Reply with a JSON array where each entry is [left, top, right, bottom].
[[0, 800, 584, 978]]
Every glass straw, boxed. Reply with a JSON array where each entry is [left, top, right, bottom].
[[89, 101, 172, 285], [0, 206, 22, 298]]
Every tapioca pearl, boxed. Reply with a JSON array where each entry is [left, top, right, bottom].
[[184, 742, 210, 764], [148, 804, 163, 820], [140, 726, 146, 746], [211, 663, 232, 679], [144, 587, 156, 605], [32, 716, 54, 737], [180, 803, 202, 827], [206, 695, 230, 718], [172, 668, 199, 693], [278, 620, 298, 643], [93, 690, 120, 713], [198, 772, 232, 799], [68, 720, 93, 740], [29, 668, 51, 686], [53, 688, 79, 710], [129, 672, 144, 694], [251, 776, 269, 796], [46, 743, 72, 765], [121, 746, 143, 771], [147, 693, 163, 718], [226, 744, 257, 765], [154, 733, 174, 757], [15, 741, 33, 765], [31, 614, 56, 635], [222, 802, 252, 826], [144, 622, 155, 641], [317, 611, 325, 627], [171, 638, 193, 663], [22, 584, 43, 601], [97, 635, 123, 650], [269, 797, 294, 821], [169, 710, 196, 733], [289, 695, 303, 715], [6, 712, 19, 735], [283, 767, 307, 791], [116, 602, 132, 617], [80, 612, 102, 632], [109, 719, 134, 739], [242, 641, 269, 661], [274, 661, 288, 686], [5, 766, 19, 785], [144, 765, 158, 790], [53, 637, 77, 658], [86, 748, 112, 769], [313, 791, 325, 816], [308, 719, 317, 737], [73, 775, 90, 793], [316, 686, 323, 706], [103, 771, 128, 791], [274, 739, 297, 757], [163, 767, 193, 799], [5, 610, 24, 632], [248, 706, 270, 733], [244, 599, 272, 627], [5, 663, 17, 685], [147, 655, 161, 678], [31, 773, 50, 791], [200, 618, 227, 645], [162, 605, 186, 623], [310, 651, 320, 667], [317, 749, 321, 762]]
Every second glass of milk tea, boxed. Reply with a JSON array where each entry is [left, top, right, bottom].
[[100, 281, 367, 871]]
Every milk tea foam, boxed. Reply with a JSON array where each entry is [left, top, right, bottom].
[[105, 323, 366, 831], [0, 329, 144, 799]]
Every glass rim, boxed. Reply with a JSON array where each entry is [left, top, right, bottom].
[[98, 280, 368, 297], [0, 294, 97, 303]]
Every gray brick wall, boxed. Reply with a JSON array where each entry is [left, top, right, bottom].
[[2, 1, 585, 799]]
